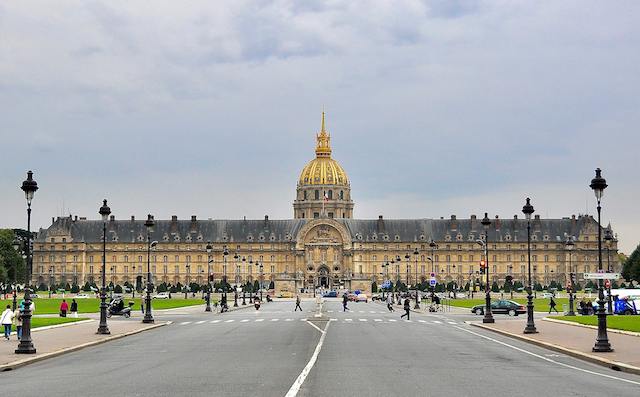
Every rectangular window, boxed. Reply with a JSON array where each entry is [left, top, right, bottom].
[[270, 265, 275, 273], [124, 266, 128, 274], [532, 255, 537, 262], [89, 256, 93, 263], [89, 265, 94, 273], [313, 213, 319, 219]]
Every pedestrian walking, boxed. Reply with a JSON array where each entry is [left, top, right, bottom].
[[140, 299, 145, 314], [14, 304, 22, 340], [1, 305, 14, 340], [294, 295, 302, 311], [70, 299, 78, 318], [59, 299, 69, 317], [386, 294, 394, 312], [221, 295, 228, 313], [342, 293, 349, 312], [400, 298, 411, 320], [548, 296, 559, 314]]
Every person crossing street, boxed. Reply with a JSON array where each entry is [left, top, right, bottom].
[[386, 293, 394, 312], [294, 295, 302, 311], [342, 293, 349, 312], [548, 296, 559, 313], [400, 298, 410, 320]]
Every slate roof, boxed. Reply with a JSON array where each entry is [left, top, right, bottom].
[[37, 215, 597, 244]]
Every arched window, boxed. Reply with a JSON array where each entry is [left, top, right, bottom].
[[340, 190, 344, 200], [314, 190, 320, 200], [327, 190, 333, 199], [303, 191, 307, 200]]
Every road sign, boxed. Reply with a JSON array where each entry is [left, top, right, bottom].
[[583, 272, 620, 280], [430, 272, 435, 278], [429, 279, 437, 287]]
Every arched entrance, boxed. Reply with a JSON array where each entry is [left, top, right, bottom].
[[318, 266, 330, 288]]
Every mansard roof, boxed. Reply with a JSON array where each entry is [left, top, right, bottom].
[[37, 214, 600, 245]]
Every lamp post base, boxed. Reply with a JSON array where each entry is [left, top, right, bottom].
[[97, 325, 111, 335], [15, 343, 36, 354], [142, 314, 155, 324]]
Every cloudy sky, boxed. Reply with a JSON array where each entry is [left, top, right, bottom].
[[1, 1, 639, 253]]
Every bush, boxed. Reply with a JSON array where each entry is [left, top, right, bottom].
[[82, 282, 92, 292], [70, 284, 80, 293], [268, 281, 275, 290], [64, 282, 71, 291], [157, 282, 168, 293], [38, 283, 47, 291], [114, 284, 123, 293], [491, 281, 500, 293], [169, 285, 178, 293], [371, 281, 378, 293]]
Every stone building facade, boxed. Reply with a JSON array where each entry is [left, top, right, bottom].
[[33, 115, 620, 294]]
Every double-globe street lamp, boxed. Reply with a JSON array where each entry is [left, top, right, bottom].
[[522, 198, 537, 334], [603, 228, 614, 315], [233, 253, 239, 307], [205, 244, 213, 312], [413, 248, 420, 309], [259, 262, 264, 301], [565, 236, 576, 317], [590, 168, 613, 352], [16, 171, 38, 354], [97, 199, 111, 334], [476, 213, 494, 324], [143, 215, 157, 324]]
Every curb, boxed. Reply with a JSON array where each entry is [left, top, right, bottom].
[[0, 321, 169, 372], [542, 317, 640, 337], [469, 322, 640, 376]]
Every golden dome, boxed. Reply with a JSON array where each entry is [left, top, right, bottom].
[[298, 113, 349, 186]]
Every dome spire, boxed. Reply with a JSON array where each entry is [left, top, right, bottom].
[[315, 111, 331, 158]]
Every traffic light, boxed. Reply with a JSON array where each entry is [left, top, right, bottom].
[[479, 260, 486, 274]]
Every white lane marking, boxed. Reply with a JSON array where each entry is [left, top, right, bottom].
[[306, 321, 324, 334], [271, 318, 279, 322], [374, 319, 383, 322], [418, 320, 427, 323], [404, 320, 412, 322], [285, 319, 293, 321], [241, 319, 250, 322], [255, 318, 264, 322], [454, 326, 640, 387], [388, 319, 397, 322], [359, 318, 367, 322], [180, 321, 192, 325], [433, 321, 442, 324], [327, 310, 334, 313], [300, 318, 307, 321], [210, 320, 220, 324], [330, 318, 338, 321], [358, 311, 365, 313], [369, 311, 376, 313], [344, 318, 353, 322], [196, 320, 206, 324], [285, 321, 331, 397], [225, 319, 234, 323]]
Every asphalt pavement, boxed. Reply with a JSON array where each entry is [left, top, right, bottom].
[[0, 299, 638, 396]]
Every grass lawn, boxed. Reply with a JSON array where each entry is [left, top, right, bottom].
[[448, 297, 569, 312], [0, 298, 207, 315], [549, 315, 640, 333]]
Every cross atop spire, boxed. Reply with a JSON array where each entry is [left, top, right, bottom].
[[315, 111, 331, 158]]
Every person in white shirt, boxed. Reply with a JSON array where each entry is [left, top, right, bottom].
[[1, 305, 15, 340]]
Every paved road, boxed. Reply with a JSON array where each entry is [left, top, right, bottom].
[[1, 299, 638, 396]]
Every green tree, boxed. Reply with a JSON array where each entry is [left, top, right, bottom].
[[70, 284, 80, 293], [0, 229, 26, 284], [491, 281, 500, 292], [114, 284, 123, 293], [253, 280, 260, 292], [371, 281, 378, 293], [622, 244, 640, 282]]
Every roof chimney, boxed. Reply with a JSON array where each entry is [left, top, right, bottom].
[[534, 215, 540, 220], [110, 215, 115, 221], [514, 215, 518, 220], [377, 215, 384, 233], [264, 215, 269, 221], [74, 215, 78, 221], [171, 215, 178, 221], [470, 215, 476, 220], [451, 215, 456, 220], [131, 215, 135, 221], [191, 215, 197, 222]]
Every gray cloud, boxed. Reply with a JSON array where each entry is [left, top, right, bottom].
[[0, 1, 638, 253]]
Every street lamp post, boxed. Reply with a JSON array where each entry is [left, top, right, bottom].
[[565, 236, 576, 316], [16, 170, 38, 354], [590, 168, 613, 352], [205, 244, 213, 312], [604, 229, 614, 315], [429, 239, 437, 299], [184, 264, 190, 299], [404, 253, 410, 291], [222, 247, 229, 304], [233, 253, 239, 307], [259, 262, 264, 301], [97, 199, 111, 334], [142, 214, 156, 324], [241, 256, 247, 305], [413, 248, 420, 309], [478, 213, 494, 324], [522, 198, 537, 333], [48, 267, 53, 298]]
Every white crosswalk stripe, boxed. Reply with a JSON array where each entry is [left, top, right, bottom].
[[433, 320, 442, 324], [195, 320, 206, 324], [359, 318, 367, 322], [374, 319, 382, 322], [271, 318, 279, 322], [255, 319, 264, 322], [225, 319, 234, 323], [210, 320, 220, 323], [178, 315, 464, 327], [180, 321, 192, 325], [447, 321, 457, 325], [345, 318, 353, 322], [241, 319, 250, 322]]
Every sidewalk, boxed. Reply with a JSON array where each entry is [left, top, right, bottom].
[[0, 319, 168, 370], [470, 317, 640, 375]]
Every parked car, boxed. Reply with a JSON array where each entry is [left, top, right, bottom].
[[30, 293, 40, 299], [75, 293, 91, 299], [356, 294, 368, 303], [471, 300, 525, 316], [153, 292, 170, 299], [371, 293, 383, 301], [322, 291, 337, 298]]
